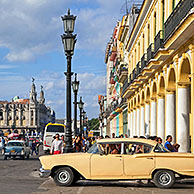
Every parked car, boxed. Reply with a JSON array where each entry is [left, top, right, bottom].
[[2, 140, 31, 160], [39, 138, 194, 189]]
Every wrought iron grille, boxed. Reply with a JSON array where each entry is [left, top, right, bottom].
[[164, 0, 194, 41]]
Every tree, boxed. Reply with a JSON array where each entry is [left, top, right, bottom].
[[88, 118, 99, 131]]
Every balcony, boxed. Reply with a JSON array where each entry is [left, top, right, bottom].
[[118, 66, 128, 83], [136, 61, 141, 75], [164, 0, 194, 42], [147, 43, 154, 62], [121, 78, 129, 97], [132, 68, 136, 80], [141, 53, 147, 70], [154, 30, 164, 53]]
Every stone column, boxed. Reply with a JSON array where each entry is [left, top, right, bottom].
[[150, 99, 157, 136], [3, 109, 7, 126], [140, 105, 145, 136], [136, 107, 140, 137], [33, 109, 36, 126], [157, 96, 165, 140], [130, 110, 133, 137], [177, 85, 190, 152], [133, 109, 136, 136], [145, 102, 150, 136], [128, 111, 131, 137], [166, 91, 176, 141]]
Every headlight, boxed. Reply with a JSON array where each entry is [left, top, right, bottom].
[[21, 149, 24, 155]]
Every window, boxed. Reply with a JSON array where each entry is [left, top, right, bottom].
[[46, 125, 65, 133], [154, 143, 169, 153], [87, 142, 102, 154], [98, 143, 122, 155], [124, 142, 153, 155]]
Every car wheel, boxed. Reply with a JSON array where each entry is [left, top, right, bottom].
[[20, 156, 25, 160], [153, 170, 175, 189], [53, 167, 74, 186]]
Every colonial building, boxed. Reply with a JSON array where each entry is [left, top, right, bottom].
[[0, 79, 55, 134], [105, 0, 194, 152]]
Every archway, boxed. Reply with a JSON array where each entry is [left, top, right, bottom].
[[145, 86, 151, 136], [166, 67, 177, 143], [151, 82, 157, 136], [177, 57, 191, 152], [157, 75, 166, 140]]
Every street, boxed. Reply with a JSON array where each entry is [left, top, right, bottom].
[[1, 147, 194, 194]]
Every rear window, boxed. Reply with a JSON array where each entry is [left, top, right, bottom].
[[46, 125, 64, 133]]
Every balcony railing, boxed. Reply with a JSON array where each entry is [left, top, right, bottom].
[[132, 68, 136, 80], [129, 73, 132, 84], [154, 30, 164, 53], [121, 77, 129, 96], [164, 0, 194, 41], [136, 61, 141, 75], [147, 43, 154, 62], [141, 53, 147, 70]]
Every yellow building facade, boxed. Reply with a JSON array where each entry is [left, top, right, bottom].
[[119, 0, 194, 152]]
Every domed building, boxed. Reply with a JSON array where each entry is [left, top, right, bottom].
[[0, 79, 55, 135]]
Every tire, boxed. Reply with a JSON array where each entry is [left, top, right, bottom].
[[53, 167, 74, 186], [153, 170, 175, 189]]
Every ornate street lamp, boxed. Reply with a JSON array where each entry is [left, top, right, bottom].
[[61, 9, 76, 33], [72, 73, 79, 136], [61, 9, 77, 153], [78, 97, 84, 135]]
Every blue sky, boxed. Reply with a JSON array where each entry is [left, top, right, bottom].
[[0, 0, 125, 119]]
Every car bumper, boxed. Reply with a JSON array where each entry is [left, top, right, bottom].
[[5, 153, 25, 156], [39, 167, 51, 178]]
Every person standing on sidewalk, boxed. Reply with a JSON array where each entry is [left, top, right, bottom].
[[50, 134, 63, 155]]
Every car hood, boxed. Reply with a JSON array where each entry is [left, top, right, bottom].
[[39, 152, 91, 170], [5, 146, 23, 152]]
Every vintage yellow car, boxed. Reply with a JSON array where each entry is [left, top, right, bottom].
[[39, 138, 194, 188]]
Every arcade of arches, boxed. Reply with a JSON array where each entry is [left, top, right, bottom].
[[127, 46, 194, 153]]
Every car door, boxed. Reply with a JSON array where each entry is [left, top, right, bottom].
[[90, 143, 123, 179], [123, 143, 155, 178]]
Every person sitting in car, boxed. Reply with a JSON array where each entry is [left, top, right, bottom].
[[110, 144, 119, 154]]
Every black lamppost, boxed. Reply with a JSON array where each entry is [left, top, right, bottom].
[[78, 97, 84, 135], [82, 110, 86, 136], [72, 73, 79, 136], [61, 9, 77, 153]]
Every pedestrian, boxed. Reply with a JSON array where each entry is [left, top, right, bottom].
[[50, 134, 63, 155], [91, 137, 96, 145], [112, 133, 115, 138], [31, 140, 37, 155], [75, 135, 82, 152], [36, 141, 40, 155], [124, 134, 128, 138], [1, 137, 5, 148], [164, 135, 176, 152]]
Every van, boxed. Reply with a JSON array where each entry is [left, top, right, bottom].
[[43, 123, 65, 152]]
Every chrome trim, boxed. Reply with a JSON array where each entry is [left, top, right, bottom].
[[39, 167, 51, 178]]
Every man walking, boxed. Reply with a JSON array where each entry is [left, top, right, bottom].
[[50, 134, 63, 155]]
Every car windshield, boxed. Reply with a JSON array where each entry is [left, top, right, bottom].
[[7, 142, 24, 147], [154, 143, 170, 153], [46, 125, 64, 133], [87, 142, 101, 154]]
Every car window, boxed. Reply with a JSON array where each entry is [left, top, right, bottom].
[[7, 142, 24, 147], [123, 143, 153, 155], [154, 143, 170, 153], [87, 143, 101, 154], [99, 143, 121, 155]]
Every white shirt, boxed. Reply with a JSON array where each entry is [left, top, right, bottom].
[[51, 139, 63, 152]]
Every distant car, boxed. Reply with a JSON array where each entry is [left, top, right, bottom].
[[2, 140, 31, 160], [40, 138, 194, 189]]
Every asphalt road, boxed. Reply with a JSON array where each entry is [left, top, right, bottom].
[[1, 148, 194, 194]]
